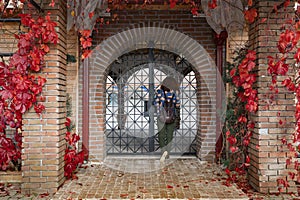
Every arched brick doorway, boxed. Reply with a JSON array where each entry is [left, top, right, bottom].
[[81, 27, 222, 162]]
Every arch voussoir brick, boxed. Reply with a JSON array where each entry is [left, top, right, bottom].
[[85, 26, 219, 163]]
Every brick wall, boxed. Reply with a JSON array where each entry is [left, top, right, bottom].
[[248, 1, 297, 193], [78, 9, 219, 162], [227, 26, 249, 63], [1, 1, 296, 195], [93, 10, 217, 56], [21, 0, 67, 194], [0, 21, 20, 61]]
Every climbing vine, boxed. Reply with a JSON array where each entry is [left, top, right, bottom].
[[222, 47, 258, 186], [1, 0, 300, 195], [266, 1, 300, 192], [0, 0, 84, 178], [222, 0, 300, 193], [64, 94, 84, 179], [0, 7, 58, 170]]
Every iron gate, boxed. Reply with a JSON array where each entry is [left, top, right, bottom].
[[105, 49, 198, 155]]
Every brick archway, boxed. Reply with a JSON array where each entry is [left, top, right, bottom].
[[84, 27, 222, 161]]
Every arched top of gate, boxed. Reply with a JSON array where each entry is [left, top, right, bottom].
[[91, 27, 217, 75], [89, 27, 224, 152]]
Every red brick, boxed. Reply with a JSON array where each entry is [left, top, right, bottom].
[[248, 1, 296, 194]]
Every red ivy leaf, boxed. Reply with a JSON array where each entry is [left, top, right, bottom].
[[65, 118, 71, 127], [247, 0, 253, 6], [286, 158, 291, 165], [284, 0, 290, 8], [225, 168, 231, 175], [246, 155, 250, 163], [288, 172, 295, 180], [247, 122, 255, 129], [278, 30, 300, 53], [34, 103, 45, 114], [41, 44, 50, 53], [294, 48, 300, 63], [81, 50, 92, 60], [246, 61, 256, 71], [245, 100, 258, 113], [279, 119, 283, 125], [261, 18, 267, 23], [37, 76, 46, 87], [0, 90, 13, 99], [246, 50, 256, 60], [169, 0, 177, 9], [243, 138, 250, 146], [230, 146, 238, 153], [244, 8, 257, 23], [281, 137, 287, 145], [191, 7, 198, 16], [230, 68, 236, 77], [49, 0, 55, 7], [15, 103, 26, 114], [80, 37, 92, 49], [89, 12, 95, 19], [225, 130, 230, 136], [80, 30, 91, 38], [208, 0, 217, 9], [227, 135, 237, 145], [238, 116, 247, 123], [282, 78, 295, 91]]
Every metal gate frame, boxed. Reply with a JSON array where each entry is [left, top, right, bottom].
[[105, 48, 198, 155]]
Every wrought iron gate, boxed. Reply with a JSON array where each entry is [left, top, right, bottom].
[[105, 49, 197, 155]]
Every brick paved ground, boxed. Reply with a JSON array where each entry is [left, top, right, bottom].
[[52, 157, 248, 200], [1, 157, 299, 199]]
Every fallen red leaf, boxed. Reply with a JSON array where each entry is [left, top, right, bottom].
[[39, 192, 49, 198], [140, 189, 148, 193], [120, 193, 129, 197]]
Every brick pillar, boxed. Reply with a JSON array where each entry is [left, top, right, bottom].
[[22, 0, 67, 194], [248, 1, 296, 193]]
